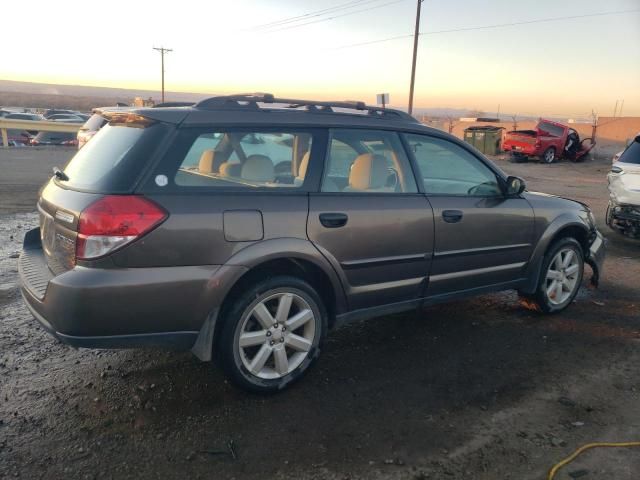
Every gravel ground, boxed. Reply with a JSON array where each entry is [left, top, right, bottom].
[[1, 148, 639, 480]]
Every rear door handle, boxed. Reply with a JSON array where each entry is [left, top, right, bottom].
[[442, 210, 463, 223], [319, 212, 348, 228]]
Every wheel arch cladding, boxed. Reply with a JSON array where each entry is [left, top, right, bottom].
[[521, 215, 591, 294], [191, 239, 346, 362]]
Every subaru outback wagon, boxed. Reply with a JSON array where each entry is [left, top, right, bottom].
[[19, 94, 605, 392]]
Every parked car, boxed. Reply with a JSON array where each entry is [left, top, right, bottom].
[[46, 114, 85, 123], [76, 110, 110, 149], [19, 94, 605, 393], [3, 129, 33, 146], [30, 131, 78, 146], [503, 119, 595, 163], [4, 112, 43, 121], [43, 109, 78, 119], [607, 134, 640, 238]]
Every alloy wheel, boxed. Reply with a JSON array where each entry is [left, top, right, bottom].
[[545, 247, 581, 305], [237, 292, 316, 380], [544, 148, 555, 163]]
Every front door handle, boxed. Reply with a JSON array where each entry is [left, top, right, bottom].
[[442, 210, 463, 223], [319, 212, 348, 228]]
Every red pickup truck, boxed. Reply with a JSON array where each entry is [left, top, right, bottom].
[[502, 119, 595, 163]]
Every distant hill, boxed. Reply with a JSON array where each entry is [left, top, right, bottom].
[[0, 79, 211, 111], [0, 79, 549, 121]]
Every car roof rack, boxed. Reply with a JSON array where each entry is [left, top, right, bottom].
[[194, 93, 416, 122], [153, 101, 195, 108]]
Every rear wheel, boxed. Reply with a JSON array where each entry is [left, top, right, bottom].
[[541, 147, 556, 164], [218, 276, 326, 393], [519, 237, 584, 313]]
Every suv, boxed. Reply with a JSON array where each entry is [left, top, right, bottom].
[[19, 94, 605, 392]]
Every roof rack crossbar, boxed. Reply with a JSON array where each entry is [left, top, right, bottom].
[[194, 93, 416, 121]]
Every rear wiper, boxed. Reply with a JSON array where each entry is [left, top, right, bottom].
[[53, 166, 69, 181]]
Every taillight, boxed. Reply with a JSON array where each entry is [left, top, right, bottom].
[[76, 196, 167, 260]]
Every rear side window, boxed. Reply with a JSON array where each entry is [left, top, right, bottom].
[[174, 131, 313, 188], [61, 121, 170, 193], [322, 129, 417, 193], [618, 138, 640, 165]]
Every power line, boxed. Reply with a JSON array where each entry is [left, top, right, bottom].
[[330, 8, 640, 50], [247, 0, 379, 31], [261, 0, 409, 33]]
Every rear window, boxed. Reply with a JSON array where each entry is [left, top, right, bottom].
[[61, 121, 170, 193], [618, 138, 640, 165], [538, 122, 564, 137], [82, 113, 108, 131]]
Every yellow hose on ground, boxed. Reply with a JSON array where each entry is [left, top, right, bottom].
[[548, 441, 640, 480]]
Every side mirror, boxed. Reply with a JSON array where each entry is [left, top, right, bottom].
[[506, 176, 526, 196]]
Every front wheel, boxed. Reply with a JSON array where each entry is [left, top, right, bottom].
[[541, 147, 556, 164], [519, 238, 584, 313], [218, 276, 327, 393]]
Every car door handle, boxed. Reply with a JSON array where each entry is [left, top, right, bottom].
[[442, 210, 463, 223], [319, 212, 348, 228]]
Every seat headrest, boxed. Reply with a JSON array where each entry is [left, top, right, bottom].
[[198, 149, 223, 173], [348, 153, 388, 190], [241, 154, 275, 182]]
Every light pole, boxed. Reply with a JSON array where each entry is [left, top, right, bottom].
[[408, 0, 423, 116], [153, 46, 173, 103]]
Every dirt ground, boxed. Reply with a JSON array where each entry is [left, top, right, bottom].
[[1, 148, 639, 480]]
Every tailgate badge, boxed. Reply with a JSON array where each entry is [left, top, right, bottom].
[[55, 211, 75, 224]]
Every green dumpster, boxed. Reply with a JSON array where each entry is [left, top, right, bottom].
[[463, 126, 504, 155]]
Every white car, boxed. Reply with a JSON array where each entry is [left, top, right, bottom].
[[607, 134, 640, 238]]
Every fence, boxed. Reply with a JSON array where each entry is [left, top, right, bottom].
[[0, 118, 82, 147]]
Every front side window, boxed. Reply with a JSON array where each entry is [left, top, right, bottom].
[[322, 129, 417, 193], [174, 131, 313, 188], [405, 134, 502, 196]]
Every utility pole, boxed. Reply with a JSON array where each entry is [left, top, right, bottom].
[[613, 99, 619, 118], [408, 0, 424, 116], [153, 46, 172, 103], [619, 99, 625, 117]]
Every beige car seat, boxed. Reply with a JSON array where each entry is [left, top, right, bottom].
[[344, 153, 393, 192], [241, 154, 275, 182]]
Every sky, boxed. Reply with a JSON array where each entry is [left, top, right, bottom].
[[2, 0, 639, 116]]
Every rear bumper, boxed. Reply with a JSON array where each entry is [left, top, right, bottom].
[[18, 228, 231, 350], [503, 143, 537, 155], [20, 289, 198, 349], [585, 230, 606, 287]]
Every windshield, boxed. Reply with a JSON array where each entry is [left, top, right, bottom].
[[61, 121, 169, 192], [618, 138, 640, 165]]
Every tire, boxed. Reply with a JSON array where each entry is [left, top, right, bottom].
[[217, 275, 327, 393], [540, 147, 556, 164], [519, 237, 584, 314]]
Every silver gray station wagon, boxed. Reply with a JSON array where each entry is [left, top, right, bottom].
[[19, 94, 605, 392]]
